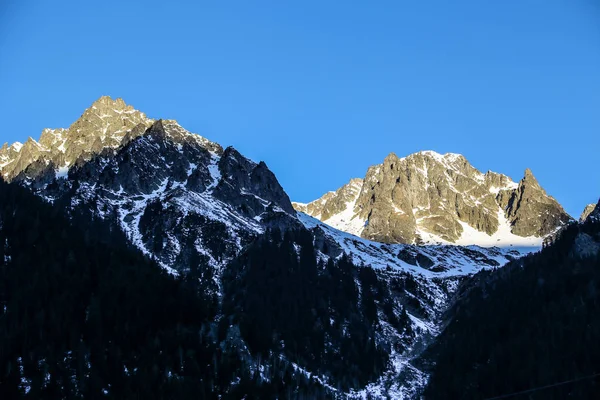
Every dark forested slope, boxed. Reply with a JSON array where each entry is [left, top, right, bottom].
[[0, 179, 415, 399], [0, 179, 227, 399], [423, 204, 600, 399]]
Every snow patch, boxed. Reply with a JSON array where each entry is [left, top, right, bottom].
[[454, 208, 543, 249], [56, 166, 70, 179]]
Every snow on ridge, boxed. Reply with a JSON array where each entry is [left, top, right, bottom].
[[321, 198, 365, 237], [160, 120, 221, 155], [96, 168, 265, 275], [206, 155, 222, 191], [314, 202, 540, 250], [11, 142, 23, 152], [454, 208, 543, 248], [1, 100, 225, 182], [296, 208, 535, 398], [416, 150, 446, 161], [298, 148, 530, 249], [297, 211, 528, 279]]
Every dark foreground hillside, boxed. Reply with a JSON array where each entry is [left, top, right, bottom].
[[423, 207, 600, 399], [0, 179, 407, 399], [0, 179, 225, 399]]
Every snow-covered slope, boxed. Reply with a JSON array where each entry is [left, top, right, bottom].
[[298, 211, 529, 279], [296, 210, 536, 398]]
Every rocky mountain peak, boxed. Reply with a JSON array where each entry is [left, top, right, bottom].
[[582, 201, 600, 223], [3, 96, 299, 270], [293, 177, 364, 231], [38, 128, 66, 148], [0, 97, 172, 180], [383, 151, 399, 163], [501, 168, 570, 237], [0, 142, 22, 163], [66, 96, 152, 144], [147, 119, 168, 137], [91, 95, 127, 109], [295, 151, 571, 246], [580, 203, 597, 222], [521, 168, 541, 188]]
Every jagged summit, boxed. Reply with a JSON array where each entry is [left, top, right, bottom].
[[582, 201, 600, 223], [0, 96, 223, 181], [294, 151, 572, 246], [1, 96, 297, 271], [521, 167, 541, 188], [416, 149, 462, 159], [293, 177, 364, 234], [580, 203, 599, 222], [91, 95, 128, 108]]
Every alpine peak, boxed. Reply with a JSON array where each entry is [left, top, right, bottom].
[[294, 151, 572, 246]]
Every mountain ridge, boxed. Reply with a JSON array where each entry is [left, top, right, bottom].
[[294, 150, 571, 247], [580, 202, 599, 222], [0, 96, 575, 398], [0, 96, 299, 273]]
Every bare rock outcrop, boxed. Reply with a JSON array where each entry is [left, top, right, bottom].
[[295, 151, 571, 245], [1, 96, 154, 181], [580, 203, 599, 222]]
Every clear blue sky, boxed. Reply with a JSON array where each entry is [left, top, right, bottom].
[[1, 0, 599, 217]]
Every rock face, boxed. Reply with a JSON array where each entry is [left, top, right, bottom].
[[295, 151, 572, 245], [580, 203, 599, 222], [499, 168, 572, 237], [293, 178, 364, 235], [0, 96, 298, 271], [1, 96, 154, 181], [587, 201, 600, 223]]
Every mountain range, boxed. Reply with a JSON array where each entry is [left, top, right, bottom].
[[1, 96, 598, 399], [293, 151, 571, 246]]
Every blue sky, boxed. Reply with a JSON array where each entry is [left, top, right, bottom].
[[1, 0, 599, 217]]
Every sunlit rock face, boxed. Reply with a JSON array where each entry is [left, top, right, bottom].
[[1, 96, 298, 272], [295, 151, 571, 246]]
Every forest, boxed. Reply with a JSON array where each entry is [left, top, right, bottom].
[[422, 215, 600, 399], [0, 179, 413, 399]]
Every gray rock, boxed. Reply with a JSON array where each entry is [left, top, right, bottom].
[[1, 96, 154, 181], [580, 203, 599, 222], [293, 178, 363, 222], [295, 151, 572, 245], [502, 168, 571, 237], [2, 96, 299, 272], [587, 201, 600, 223]]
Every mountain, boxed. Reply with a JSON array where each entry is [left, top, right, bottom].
[[1, 96, 153, 182], [421, 198, 600, 399], [0, 96, 552, 398], [0, 176, 523, 399], [580, 202, 599, 222], [1, 96, 298, 272], [2, 177, 401, 398], [294, 151, 572, 246]]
